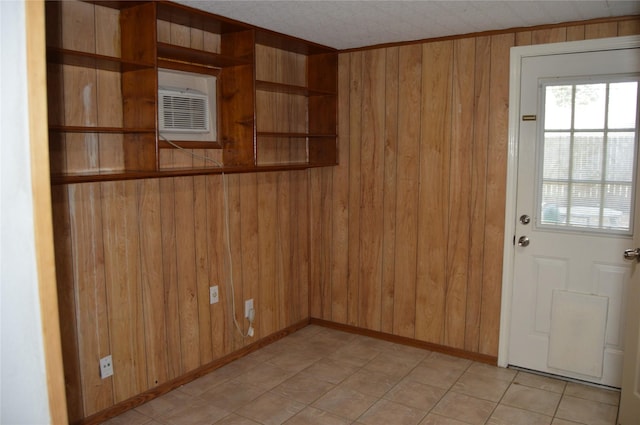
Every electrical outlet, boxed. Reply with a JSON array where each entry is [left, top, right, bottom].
[[99, 355, 113, 379], [210, 285, 219, 304], [244, 298, 254, 319]]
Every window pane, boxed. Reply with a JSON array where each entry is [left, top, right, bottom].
[[545, 85, 572, 130], [603, 183, 632, 230], [575, 84, 606, 129], [609, 82, 638, 129], [569, 183, 602, 228], [543, 133, 570, 179], [537, 77, 637, 235], [541, 182, 568, 225], [606, 132, 635, 182], [572, 132, 603, 181]]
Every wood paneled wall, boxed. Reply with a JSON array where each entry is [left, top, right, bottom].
[[51, 3, 309, 422], [53, 170, 310, 421], [50, 4, 640, 421], [307, 17, 640, 357]]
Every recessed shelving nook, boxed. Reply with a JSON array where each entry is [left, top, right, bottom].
[[45, 0, 338, 184]]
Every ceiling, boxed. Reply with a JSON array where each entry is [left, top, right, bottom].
[[175, 1, 640, 50]]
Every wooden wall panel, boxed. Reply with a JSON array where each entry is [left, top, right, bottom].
[[101, 181, 147, 402], [309, 167, 332, 319], [416, 40, 452, 345], [257, 173, 278, 335], [310, 16, 640, 359], [239, 173, 260, 337], [330, 53, 351, 324], [138, 179, 169, 388], [381, 46, 399, 335], [57, 173, 312, 419], [52, 9, 640, 420], [347, 52, 363, 326], [51, 186, 84, 423], [465, 36, 491, 353], [445, 38, 475, 349], [67, 183, 113, 414], [358, 48, 385, 330], [393, 44, 422, 339], [53, 6, 312, 418], [479, 33, 514, 356]]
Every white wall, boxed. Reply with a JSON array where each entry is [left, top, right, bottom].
[[0, 1, 53, 423]]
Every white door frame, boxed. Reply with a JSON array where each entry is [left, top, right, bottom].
[[498, 35, 640, 368]]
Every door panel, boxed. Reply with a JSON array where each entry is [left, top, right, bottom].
[[619, 234, 640, 422], [508, 48, 639, 388]]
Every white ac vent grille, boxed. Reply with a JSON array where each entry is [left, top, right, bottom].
[[159, 88, 210, 133]]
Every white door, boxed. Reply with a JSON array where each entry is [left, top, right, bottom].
[[619, 232, 640, 423], [508, 47, 640, 387]]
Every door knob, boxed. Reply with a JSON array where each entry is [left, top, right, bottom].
[[518, 236, 530, 247], [520, 214, 531, 225], [623, 248, 640, 262]]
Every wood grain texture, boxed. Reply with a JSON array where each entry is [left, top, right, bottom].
[[51, 10, 640, 421], [445, 37, 474, 349], [309, 167, 332, 319], [68, 183, 113, 415], [393, 44, 422, 339], [416, 40, 451, 345], [27, 2, 68, 421], [566, 26, 586, 41], [51, 186, 83, 423], [618, 19, 640, 36], [101, 181, 147, 402], [478, 33, 514, 356], [465, 36, 490, 353], [358, 48, 385, 330], [330, 53, 351, 324], [314, 18, 640, 360], [347, 52, 363, 326], [381, 46, 399, 335], [585, 22, 618, 39], [57, 170, 313, 420], [137, 179, 169, 388]]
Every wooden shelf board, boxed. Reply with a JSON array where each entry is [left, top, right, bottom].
[[49, 125, 155, 134], [157, 42, 251, 68], [159, 140, 223, 149], [255, 80, 335, 96], [46, 48, 154, 71], [50, 163, 337, 184], [257, 132, 337, 138]]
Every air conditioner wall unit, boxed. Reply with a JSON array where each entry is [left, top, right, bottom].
[[159, 87, 210, 133], [158, 69, 217, 142]]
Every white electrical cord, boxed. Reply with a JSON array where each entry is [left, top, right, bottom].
[[223, 172, 255, 338], [160, 134, 255, 338], [160, 134, 223, 167]]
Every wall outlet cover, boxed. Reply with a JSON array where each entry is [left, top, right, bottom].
[[244, 299, 254, 319], [100, 355, 113, 379], [210, 285, 219, 304]]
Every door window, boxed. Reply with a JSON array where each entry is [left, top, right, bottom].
[[538, 77, 640, 234]]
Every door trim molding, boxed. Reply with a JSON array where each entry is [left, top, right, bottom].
[[498, 35, 640, 368]]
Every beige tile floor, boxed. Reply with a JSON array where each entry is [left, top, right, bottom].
[[104, 325, 620, 425]]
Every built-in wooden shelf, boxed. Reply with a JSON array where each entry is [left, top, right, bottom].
[[47, 0, 337, 184], [255, 80, 335, 96], [49, 125, 155, 134], [46, 47, 154, 71], [157, 42, 251, 68], [257, 132, 337, 138], [158, 140, 223, 149], [50, 163, 324, 184]]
